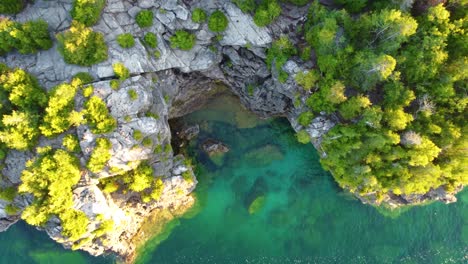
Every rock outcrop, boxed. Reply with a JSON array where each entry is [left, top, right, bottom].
[[0, 0, 461, 262]]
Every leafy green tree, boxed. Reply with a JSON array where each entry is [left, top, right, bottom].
[[352, 53, 396, 91], [19, 149, 88, 241], [339, 95, 371, 120], [232, 0, 256, 13], [143, 32, 158, 48], [296, 130, 310, 144], [254, 0, 282, 27], [113, 63, 130, 80], [170, 30, 196, 50], [383, 108, 413, 131], [295, 70, 319, 91], [335, 0, 368, 13], [0, 18, 52, 55], [266, 36, 297, 82], [87, 138, 112, 173], [57, 21, 108, 66], [0, 0, 25, 14], [63, 134, 81, 153], [84, 96, 116, 134], [297, 111, 314, 126], [351, 8, 417, 54], [208, 10, 229, 32], [117, 33, 135, 48], [71, 0, 105, 26], [192, 8, 207, 23], [136, 10, 153, 28], [40, 80, 81, 137]]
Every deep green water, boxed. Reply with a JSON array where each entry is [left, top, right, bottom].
[[0, 95, 466, 264]]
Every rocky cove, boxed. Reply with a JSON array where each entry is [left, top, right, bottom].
[[0, 0, 465, 262]]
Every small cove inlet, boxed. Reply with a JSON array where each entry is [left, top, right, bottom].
[[0, 94, 466, 264]]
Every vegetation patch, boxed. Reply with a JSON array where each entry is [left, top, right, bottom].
[[117, 33, 135, 48], [0, 18, 52, 55], [57, 21, 108, 66], [71, 0, 105, 26], [170, 30, 196, 51], [208, 10, 229, 32]]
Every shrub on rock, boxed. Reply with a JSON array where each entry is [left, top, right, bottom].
[[136, 10, 153, 28], [71, 0, 105, 26], [208, 10, 229, 32], [57, 21, 108, 66], [170, 30, 196, 50], [117, 33, 135, 48]]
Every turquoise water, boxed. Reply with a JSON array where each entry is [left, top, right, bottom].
[[0, 94, 466, 263]]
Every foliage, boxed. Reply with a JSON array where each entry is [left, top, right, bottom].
[[0, 186, 17, 202], [19, 149, 89, 241], [117, 33, 135, 48], [296, 130, 310, 144], [0, 65, 47, 150], [170, 30, 196, 51], [63, 134, 81, 153], [0, 18, 52, 55], [208, 10, 229, 32], [295, 70, 319, 91], [57, 21, 108, 66], [0, 0, 25, 14], [136, 10, 153, 28], [87, 138, 112, 173], [84, 96, 116, 134], [232, 0, 256, 13], [297, 111, 314, 126], [254, 0, 282, 27], [143, 32, 157, 48], [128, 89, 138, 100], [266, 36, 297, 82], [71, 0, 105, 26], [133, 129, 143, 141], [121, 162, 153, 192], [301, 2, 467, 198], [113, 63, 130, 80], [192, 8, 207, 23], [40, 80, 82, 137], [92, 219, 114, 237], [73, 72, 94, 84]]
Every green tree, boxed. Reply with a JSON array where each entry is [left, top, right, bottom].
[[0, 0, 25, 14], [254, 0, 282, 27], [87, 138, 112, 173], [117, 33, 135, 48], [136, 10, 153, 28], [57, 21, 108, 66], [208, 10, 229, 32], [84, 96, 116, 134], [113, 63, 130, 80], [192, 8, 207, 23], [71, 0, 105, 26], [40, 80, 81, 137], [0, 18, 52, 55], [19, 149, 88, 241], [143, 32, 157, 48], [170, 30, 196, 50]]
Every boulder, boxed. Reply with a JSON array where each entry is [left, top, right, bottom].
[[201, 139, 230, 156]]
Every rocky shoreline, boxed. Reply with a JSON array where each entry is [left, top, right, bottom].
[[0, 0, 462, 262]]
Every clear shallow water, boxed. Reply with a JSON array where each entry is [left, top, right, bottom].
[[0, 94, 466, 264]]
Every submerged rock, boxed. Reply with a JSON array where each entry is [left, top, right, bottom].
[[201, 139, 230, 156], [177, 125, 200, 141]]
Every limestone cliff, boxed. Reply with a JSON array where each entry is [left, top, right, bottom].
[[0, 0, 461, 262]]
